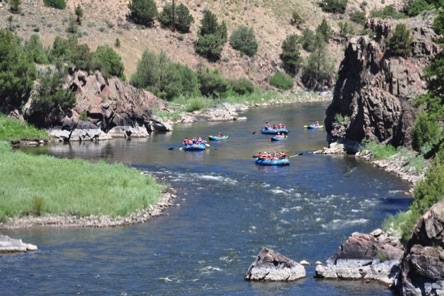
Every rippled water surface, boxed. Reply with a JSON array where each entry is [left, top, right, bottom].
[[3, 102, 411, 295]]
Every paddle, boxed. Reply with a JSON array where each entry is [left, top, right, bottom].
[[252, 131, 256, 135], [168, 147, 174, 150], [289, 152, 303, 158]]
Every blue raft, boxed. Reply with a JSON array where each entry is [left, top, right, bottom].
[[255, 158, 290, 166], [182, 143, 206, 151], [208, 135, 228, 141], [271, 135, 287, 141], [261, 128, 289, 135]]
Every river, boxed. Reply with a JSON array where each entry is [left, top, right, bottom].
[[2, 102, 411, 295]]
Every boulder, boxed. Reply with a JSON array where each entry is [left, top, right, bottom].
[[245, 247, 306, 281], [394, 200, 444, 295], [0, 234, 38, 253], [315, 229, 404, 285]]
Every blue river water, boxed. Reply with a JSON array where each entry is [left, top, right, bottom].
[[1, 102, 411, 295]]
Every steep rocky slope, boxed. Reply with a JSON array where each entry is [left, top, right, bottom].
[[325, 15, 440, 148], [0, 0, 395, 89]]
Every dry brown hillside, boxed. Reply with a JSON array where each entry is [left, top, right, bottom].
[[0, 0, 398, 89]]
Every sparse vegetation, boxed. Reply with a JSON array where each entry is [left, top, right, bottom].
[[387, 23, 413, 57]]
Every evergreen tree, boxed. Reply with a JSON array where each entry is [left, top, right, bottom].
[[302, 33, 335, 88], [128, 0, 158, 27], [387, 24, 413, 57], [279, 34, 302, 75], [195, 10, 226, 61], [316, 19, 332, 43], [229, 26, 258, 57], [24, 34, 49, 64], [0, 29, 37, 111], [159, 3, 194, 33], [91, 46, 125, 79]]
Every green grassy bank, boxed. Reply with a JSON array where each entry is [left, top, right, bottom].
[[0, 141, 164, 222], [0, 115, 165, 223]]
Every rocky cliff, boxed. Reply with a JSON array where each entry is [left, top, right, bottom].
[[25, 69, 172, 141], [325, 16, 440, 150], [395, 200, 444, 295]]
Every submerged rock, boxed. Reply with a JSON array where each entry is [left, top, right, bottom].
[[0, 234, 37, 253], [315, 229, 403, 285], [245, 247, 306, 281]]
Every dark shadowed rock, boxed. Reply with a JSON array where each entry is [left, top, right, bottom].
[[395, 200, 444, 295], [245, 247, 306, 281], [315, 229, 403, 285]]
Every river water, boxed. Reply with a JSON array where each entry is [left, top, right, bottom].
[[2, 102, 411, 295]]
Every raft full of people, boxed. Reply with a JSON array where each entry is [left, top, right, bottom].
[[261, 122, 289, 135], [182, 137, 208, 151], [255, 151, 290, 166]]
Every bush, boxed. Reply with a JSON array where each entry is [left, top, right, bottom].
[[91, 45, 125, 79], [127, 0, 158, 27], [0, 29, 37, 111], [291, 11, 305, 27], [370, 5, 406, 19], [411, 111, 441, 153], [195, 10, 226, 61], [230, 78, 255, 95], [387, 23, 413, 57], [338, 21, 355, 38], [349, 10, 367, 25], [280, 34, 302, 75], [320, 0, 348, 13], [412, 158, 444, 214], [197, 66, 230, 98], [9, 0, 21, 14], [403, 0, 433, 16], [359, 138, 397, 159], [159, 3, 194, 33], [43, 0, 66, 9], [229, 26, 258, 57], [195, 33, 224, 61], [301, 28, 317, 52], [269, 72, 294, 90], [316, 18, 332, 43], [24, 34, 49, 64], [49, 35, 78, 64]]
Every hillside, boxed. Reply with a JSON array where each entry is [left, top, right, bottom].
[[0, 0, 397, 89]]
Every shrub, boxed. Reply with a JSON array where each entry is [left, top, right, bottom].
[[349, 10, 367, 25], [316, 18, 332, 43], [75, 4, 84, 25], [320, 0, 348, 14], [411, 111, 441, 153], [24, 34, 49, 64], [127, 0, 158, 27], [43, 0, 66, 9], [197, 66, 230, 98], [229, 26, 258, 57], [291, 11, 305, 27], [269, 72, 294, 90], [301, 28, 317, 52], [370, 5, 405, 19], [280, 34, 302, 75], [30, 69, 76, 127], [0, 29, 37, 110], [49, 35, 78, 64], [91, 45, 125, 79], [9, 0, 21, 14], [159, 3, 194, 33], [412, 158, 444, 214], [387, 23, 413, 57], [195, 10, 226, 61], [230, 78, 255, 95], [338, 21, 355, 38], [359, 138, 397, 159], [403, 0, 433, 17]]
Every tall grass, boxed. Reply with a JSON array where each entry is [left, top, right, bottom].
[[0, 141, 164, 222], [0, 114, 50, 141], [359, 139, 397, 159]]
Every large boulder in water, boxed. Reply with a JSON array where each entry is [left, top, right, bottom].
[[315, 229, 404, 285], [245, 247, 306, 281], [394, 200, 444, 295]]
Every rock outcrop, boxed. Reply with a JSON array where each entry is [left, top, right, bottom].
[[325, 16, 440, 150], [315, 229, 404, 285], [0, 234, 37, 253], [245, 247, 306, 281], [395, 200, 444, 295], [26, 69, 172, 140]]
